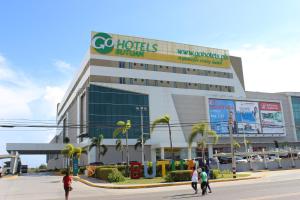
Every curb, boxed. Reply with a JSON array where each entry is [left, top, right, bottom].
[[74, 175, 262, 189], [1, 175, 18, 180]]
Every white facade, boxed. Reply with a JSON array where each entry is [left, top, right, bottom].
[[49, 32, 300, 166]]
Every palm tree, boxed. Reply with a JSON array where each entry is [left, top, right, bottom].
[[134, 134, 149, 161], [233, 139, 241, 152], [115, 139, 124, 163], [61, 143, 75, 171], [151, 114, 174, 160], [188, 122, 219, 163], [113, 120, 131, 175], [73, 147, 87, 158], [89, 134, 108, 163]]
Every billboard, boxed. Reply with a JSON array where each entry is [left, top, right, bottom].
[[259, 102, 284, 134], [235, 101, 262, 134], [209, 99, 236, 134], [90, 32, 231, 68]]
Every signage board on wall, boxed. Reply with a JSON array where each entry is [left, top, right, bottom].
[[90, 32, 231, 68], [235, 101, 262, 134], [259, 102, 284, 134], [209, 99, 236, 134], [208, 98, 285, 136]]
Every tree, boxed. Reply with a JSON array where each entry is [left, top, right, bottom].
[[233, 139, 241, 152], [61, 143, 75, 171], [113, 120, 131, 175], [73, 146, 87, 159], [151, 114, 174, 160], [188, 122, 219, 162], [115, 139, 124, 163], [38, 164, 47, 170], [63, 137, 70, 144], [134, 134, 149, 161], [89, 134, 108, 163]]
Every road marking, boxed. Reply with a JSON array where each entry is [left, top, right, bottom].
[[241, 192, 300, 200]]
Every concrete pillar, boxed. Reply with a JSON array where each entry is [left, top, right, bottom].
[[208, 144, 213, 159], [10, 151, 18, 174], [262, 148, 268, 169], [151, 148, 156, 162], [188, 147, 192, 160], [160, 147, 165, 160], [248, 144, 253, 152], [290, 148, 295, 168]]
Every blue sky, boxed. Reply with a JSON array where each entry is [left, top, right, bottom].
[[1, 0, 300, 167]]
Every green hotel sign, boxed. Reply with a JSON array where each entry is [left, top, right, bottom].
[[91, 32, 231, 68], [92, 32, 158, 56]]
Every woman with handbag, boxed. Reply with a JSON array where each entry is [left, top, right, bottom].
[[62, 171, 73, 200]]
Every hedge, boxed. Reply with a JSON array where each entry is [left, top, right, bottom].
[[95, 165, 127, 176], [165, 170, 192, 182], [107, 170, 125, 182], [95, 167, 118, 180]]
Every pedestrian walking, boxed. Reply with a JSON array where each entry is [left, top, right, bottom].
[[200, 167, 208, 195], [191, 166, 198, 194], [62, 171, 73, 200], [205, 164, 212, 193]]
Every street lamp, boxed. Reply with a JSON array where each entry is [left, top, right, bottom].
[[136, 106, 147, 164]]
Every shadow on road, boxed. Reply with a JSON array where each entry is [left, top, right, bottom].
[[166, 193, 199, 199]]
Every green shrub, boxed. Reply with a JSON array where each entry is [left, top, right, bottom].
[[95, 165, 127, 176], [164, 173, 174, 182], [95, 168, 118, 180], [107, 170, 125, 182], [79, 166, 86, 174], [211, 169, 221, 179], [165, 170, 192, 182]]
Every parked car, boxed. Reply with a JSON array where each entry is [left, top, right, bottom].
[[268, 154, 277, 161], [21, 165, 28, 173], [251, 155, 263, 162], [218, 156, 232, 164], [235, 156, 248, 164]]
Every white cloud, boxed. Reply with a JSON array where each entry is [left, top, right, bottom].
[[54, 59, 73, 73], [0, 54, 41, 118], [231, 45, 300, 93], [43, 85, 67, 117]]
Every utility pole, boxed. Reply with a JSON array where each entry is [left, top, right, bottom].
[[136, 106, 147, 164], [229, 111, 237, 178]]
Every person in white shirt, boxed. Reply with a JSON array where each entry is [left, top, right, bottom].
[[191, 166, 198, 194]]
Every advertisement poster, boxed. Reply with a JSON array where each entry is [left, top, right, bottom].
[[235, 101, 262, 134], [259, 102, 284, 134], [209, 99, 236, 134]]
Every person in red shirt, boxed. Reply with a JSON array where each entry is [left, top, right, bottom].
[[62, 171, 72, 200]]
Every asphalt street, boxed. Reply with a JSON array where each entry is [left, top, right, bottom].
[[1, 170, 300, 200]]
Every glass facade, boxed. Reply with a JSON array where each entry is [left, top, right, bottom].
[[291, 96, 300, 140], [88, 84, 150, 139]]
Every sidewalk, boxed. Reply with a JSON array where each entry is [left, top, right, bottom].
[[74, 172, 263, 189]]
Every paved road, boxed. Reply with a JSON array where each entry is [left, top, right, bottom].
[[1, 170, 300, 200]]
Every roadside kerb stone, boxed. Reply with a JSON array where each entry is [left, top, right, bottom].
[[73, 175, 262, 189]]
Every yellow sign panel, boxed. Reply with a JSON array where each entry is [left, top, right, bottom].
[[90, 32, 231, 68]]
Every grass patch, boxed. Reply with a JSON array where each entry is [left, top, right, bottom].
[[115, 177, 166, 185], [216, 173, 250, 179], [114, 173, 250, 185]]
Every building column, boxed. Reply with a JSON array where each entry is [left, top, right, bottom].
[[188, 147, 192, 160], [248, 144, 253, 152], [160, 147, 165, 160], [208, 144, 213, 159], [10, 151, 18, 174], [151, 148, 156, 162]]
